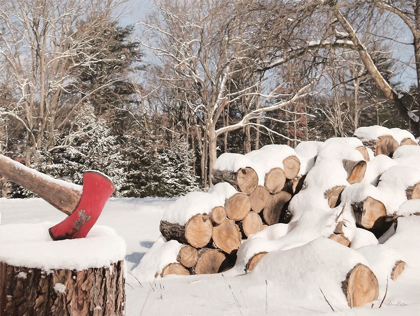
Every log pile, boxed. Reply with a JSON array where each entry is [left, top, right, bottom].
[[149, 126, 420, 308]]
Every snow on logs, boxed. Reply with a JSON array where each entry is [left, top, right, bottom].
[[0, 223, 126, 315], [142, 126, 420, 308]]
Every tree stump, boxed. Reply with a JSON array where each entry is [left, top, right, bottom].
[[0, 261, 125, 316], [0, 223, 126, 316]]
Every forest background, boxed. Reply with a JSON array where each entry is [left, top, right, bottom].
[[1, 0, 419, 198]]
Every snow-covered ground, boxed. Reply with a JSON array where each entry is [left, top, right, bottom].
[[1, 197, 420, 315]]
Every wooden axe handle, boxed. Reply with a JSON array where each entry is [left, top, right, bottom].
[[0, 154, 82, 215]]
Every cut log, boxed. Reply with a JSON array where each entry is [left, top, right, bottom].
[[324, 185, 346, 208], [212, 219, 242, 254], [264, 168, 286, 194], [225, 193, 251, 221], [356, 146, 370, 161], [391, 260, 406, 281], [263, 191, 292, 225], [291, 175, 306, 195], [376, 135, 399, 157], [343, 159, 367, 184], [246, 252, 268, 272], [160, 214, 213, 248], [177, 245, 198, 268], [241, 211, 263, 237], [0, 261, 125, 315], [193, 249, 226, 275], [210, 206, 227, 225], [352, 197, 387, 230], [212, 167, 258, 194], [282, 156, 301, 179], [249, 186, 270, 213], [400, 138, 417, 146], [342, 263, 379, 308], [406, 182, 420, 200], [329, 222, 350, 247], [161, 263, 190, 278]]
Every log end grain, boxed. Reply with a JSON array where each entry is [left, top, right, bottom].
[[376, 135, 399, 157], [237, 167, 259, 194], [249, 186, 270, 214], [241, 211, 263, 237], [391, 260, 406, 281], [225, 193, 251, 221], [161, 263, 190, 278], [212, 219, 242, 254], [210, 206, 227, 225], [263, 191, 292, 225], [185, 214, 213, 248], [246, 252, 268, 272], [342, 263, 379, 308], [193, 249, 226, 275], [264, 168, 286, 194], [343, 159, 367, 184], [400, 138, 418, 146], [177, 246, 198, 268], [356, 146, 370, 162], [324, 186, 346, 208], [283, 156, 301, 180]]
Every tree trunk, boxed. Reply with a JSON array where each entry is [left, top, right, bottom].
[[0, 261, 125, 316], [208, 124, 217, 188]]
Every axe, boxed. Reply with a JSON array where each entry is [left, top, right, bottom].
[[0, 154, 114, 240]]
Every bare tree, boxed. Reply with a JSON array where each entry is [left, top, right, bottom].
[[139, 0, 317, 187], [0, 0, 125, 163]]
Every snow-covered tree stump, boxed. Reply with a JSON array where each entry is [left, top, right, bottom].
[[0, 223, 126, 316]]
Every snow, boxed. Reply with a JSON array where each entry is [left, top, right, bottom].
[[1, 196, 420, 315], [0, 222, 126, 270], [54, 283, 66, 293], [354, 126, 415, 143], [212, 153, 255, 172], [161, 191, 224, 225]]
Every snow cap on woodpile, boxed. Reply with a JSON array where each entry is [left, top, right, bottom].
[[376, 166, 420, 213], [207, 182, 238, 201], [354, 125, 415, 143], [384, 216, 420, 265], [362, 155, 398, 185], [357, 245, 406, 290], [213, 153, 255, 172], [0, 223, 126, 271], [249, 237, 373, 308], [316, 142, 364, 163], [133, 236, 183, 281], [396, 199, 420, 217], [294, 141, 324, 174], [350, 228, 378, 250], [324, 137, 364, 149], [340, 183, 384, 206], [393, 145, 420, 172], [161, 191, 226, 225]]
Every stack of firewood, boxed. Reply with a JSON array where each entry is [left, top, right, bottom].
[[149, 126, 420, 308]]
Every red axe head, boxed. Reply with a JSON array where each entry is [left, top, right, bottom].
[[49, 171, 114, 240]]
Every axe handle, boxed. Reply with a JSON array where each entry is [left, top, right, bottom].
[[0, 154, 82, 215]]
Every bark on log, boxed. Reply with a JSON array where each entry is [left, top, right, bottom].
[[177, 246, 198, 268], [343, 159, 367, 184], [249, 186, 270, 213], [376, 135, 399, 157], [212, 219, 242, 254], [212, 168, 258, 195], [391, 260, 406, 281], [192, 249, 226, 275], [246, 252, 268, 272], [160, 214, 213, 248], [161, 263, 190, 278], [283, 156, 301, 180], [324, 186, 346, 208], [342, 263, 379, 308], [406, 182, 420, 200], [356, 146, 370, 162], [210, 206, 227, 225], [240, 211, 263, 238], [352, 197, 387, 230], [0, 260, 125, 316], [0, 154, 81, 215], [400, 138, 417, 146], [264, 168, 286, 194], [263, 191, 292, 225], [225, 193, 251, 221]]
